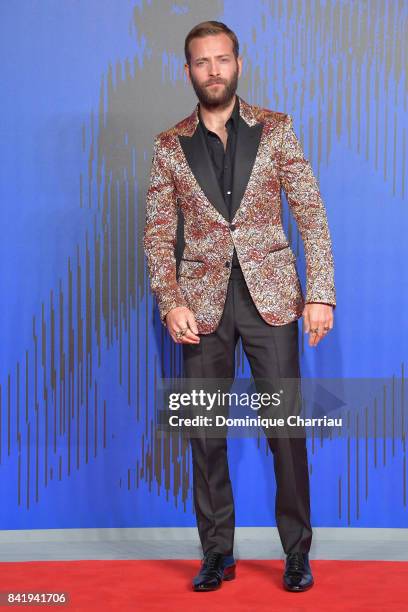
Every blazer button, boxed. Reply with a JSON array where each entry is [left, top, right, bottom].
[[229, 223, 236, 231], [225, 261, 230, 268]]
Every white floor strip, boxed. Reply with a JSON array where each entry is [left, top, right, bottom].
[[0, 528, 407, 562]]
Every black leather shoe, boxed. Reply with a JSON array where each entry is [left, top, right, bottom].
[[192, 551, 236, 591], [283, 552, 314, 592]]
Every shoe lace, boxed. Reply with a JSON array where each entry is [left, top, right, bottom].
[[203, 552, 223, 571], [287, 552, 305, 574]]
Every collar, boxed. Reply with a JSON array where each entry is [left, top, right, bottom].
[[170, 95, 261, 138]]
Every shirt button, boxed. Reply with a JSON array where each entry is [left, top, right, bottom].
[[229, 223, 236, 231], [225, 261, 230, 268], [226, 190, 231, 195]]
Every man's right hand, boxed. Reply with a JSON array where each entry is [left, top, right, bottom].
[[166, 307, 200, 344]]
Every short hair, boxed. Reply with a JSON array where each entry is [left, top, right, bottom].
[[184, 20, 239, 66]]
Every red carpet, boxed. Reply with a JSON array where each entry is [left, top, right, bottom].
[[1, 559, 407, 611]]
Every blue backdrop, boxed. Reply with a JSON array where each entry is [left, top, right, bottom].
[[1, 0, 407, 530]]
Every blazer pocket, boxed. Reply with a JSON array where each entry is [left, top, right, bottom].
[[178, 259, 207, 279], [261, 246, 297, 269]]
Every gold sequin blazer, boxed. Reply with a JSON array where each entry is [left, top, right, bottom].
[[143, 95, 336, 334]]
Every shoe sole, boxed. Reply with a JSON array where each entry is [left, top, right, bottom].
[[192, 565, 236, 591], [283, 579, 314, 592]]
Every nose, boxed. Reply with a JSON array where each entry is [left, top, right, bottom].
[[208, 61, 220, 77]]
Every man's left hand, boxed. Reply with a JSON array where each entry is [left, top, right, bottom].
[[302, 303, 334, 347]]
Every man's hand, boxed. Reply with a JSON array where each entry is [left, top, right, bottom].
[[302, 303, 334, 347], [166, 307, 200, 344]]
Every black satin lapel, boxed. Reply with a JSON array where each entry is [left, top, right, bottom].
[[178, 128, 230, 222], [230, 119, 264, 221]]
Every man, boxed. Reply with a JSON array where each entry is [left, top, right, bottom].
[[143, 21, 336, 593]]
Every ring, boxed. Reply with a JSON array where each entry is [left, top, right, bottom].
[[175, 327, 188, 339], [311, 328, 319, 334]]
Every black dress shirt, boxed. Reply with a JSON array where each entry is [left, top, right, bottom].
[[198, 96, 241, 268]]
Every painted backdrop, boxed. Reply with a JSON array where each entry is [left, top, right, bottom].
[[1, 0, 407, 530]]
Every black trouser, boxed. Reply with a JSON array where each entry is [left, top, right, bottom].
[[182, 265, 312, 556]]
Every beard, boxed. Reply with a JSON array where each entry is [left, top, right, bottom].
[[190, 65, 239, 110]]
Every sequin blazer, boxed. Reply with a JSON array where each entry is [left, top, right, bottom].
[[143, 95, 336, 334]]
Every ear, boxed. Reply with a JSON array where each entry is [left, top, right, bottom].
[[237, 56, 243, 78], [184, 63, 191, 83]]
